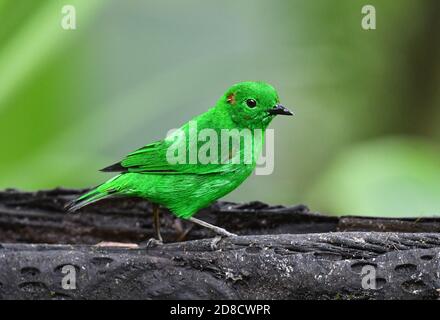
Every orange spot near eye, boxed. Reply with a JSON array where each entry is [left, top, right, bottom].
[[227, 93, 236, 105]]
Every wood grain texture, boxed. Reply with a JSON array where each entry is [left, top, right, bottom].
[[1, 189, 440, 299]]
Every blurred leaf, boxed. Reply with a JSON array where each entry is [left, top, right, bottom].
[[309, 137, 440, 217]]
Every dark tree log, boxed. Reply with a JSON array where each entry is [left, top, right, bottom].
[[1, 188, 440, 299]]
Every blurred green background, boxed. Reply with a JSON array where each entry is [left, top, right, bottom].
[[1, 0, 439, 217]]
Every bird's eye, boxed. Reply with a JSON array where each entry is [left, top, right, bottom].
[[246, 99, 257, 108]]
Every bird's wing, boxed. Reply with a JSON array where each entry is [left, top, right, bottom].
[[101, 134, 237, 175]]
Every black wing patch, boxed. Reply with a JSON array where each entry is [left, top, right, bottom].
[[100, 162, 127, 172]]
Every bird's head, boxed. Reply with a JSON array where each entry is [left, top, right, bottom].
[[218, 81, 293, 129]]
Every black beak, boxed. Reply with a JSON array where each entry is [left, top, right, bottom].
[[267, 104, 294, 116]]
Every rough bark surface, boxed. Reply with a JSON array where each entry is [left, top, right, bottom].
[[1, 188, 440, 300]]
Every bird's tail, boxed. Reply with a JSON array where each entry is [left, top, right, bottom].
[[65, 175, 121, 212]]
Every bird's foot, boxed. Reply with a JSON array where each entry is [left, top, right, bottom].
[[143, 238, 163, 248], [210, 235, 223, 251], [210, 230, 238, 250], [94, 241, 139, 248]]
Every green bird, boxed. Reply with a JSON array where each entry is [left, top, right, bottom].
[[66, 81, 293, 241]]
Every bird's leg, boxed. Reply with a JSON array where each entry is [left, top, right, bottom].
[[188, 217, 237, 237], [152, 203, 163, 242]]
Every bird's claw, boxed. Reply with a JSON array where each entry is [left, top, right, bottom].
[[143, 238, 163, 248], [210, 235, 223, 251], [210, 231, 237, 250]]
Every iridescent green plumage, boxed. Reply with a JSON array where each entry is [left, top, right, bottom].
[[67, 81, 292, 222]]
